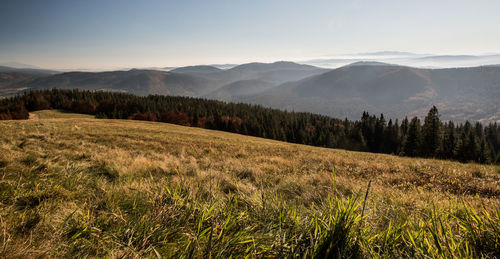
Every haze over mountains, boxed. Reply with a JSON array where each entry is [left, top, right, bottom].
[[302, 52, 500, 69], [1, 57, 499, 123]]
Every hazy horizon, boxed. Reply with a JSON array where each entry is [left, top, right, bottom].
[[1, 0, 499, 70]]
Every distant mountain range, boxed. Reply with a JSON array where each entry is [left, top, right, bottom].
[[0, 66, 59, 75], [302, 53, 500, 69], [0, 61, 499, 123], [0, 61, 326, 98]]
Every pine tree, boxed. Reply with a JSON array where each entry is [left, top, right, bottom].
[[421, 106, 441, 157], [403, 117, 421, 157], [440, 122, 456, 159], [466, 130, 479, 162], [360, 112, 376, 152], [456, 130, 468, 162], [374, 114, 386, 153], [401, 116, 409, 135], [456, 122, 479, 162], [478, 136, 492, 163]]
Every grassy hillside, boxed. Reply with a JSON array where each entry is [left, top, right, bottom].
[[0, 110, 499, 257]]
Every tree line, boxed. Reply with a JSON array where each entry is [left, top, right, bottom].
[[1, 89, 499, 164]]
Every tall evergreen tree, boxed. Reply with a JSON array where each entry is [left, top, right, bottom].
[[456, 130, 469, 162], [478, 136, 492, 163], [439, 122, 457, 159], [373, 114, 386, 153], [466, 130, 480, 162], [421, 106, 441, 157], [400, 116, 409, 135], [457, 122, 479, 162], [403, 117, 421, 157]]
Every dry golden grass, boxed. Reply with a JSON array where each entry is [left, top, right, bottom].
[[0, 110, 498, 257]]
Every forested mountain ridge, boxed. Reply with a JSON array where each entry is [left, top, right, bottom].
[[5, 69, 220, 97], [237, 64, 500, 123]]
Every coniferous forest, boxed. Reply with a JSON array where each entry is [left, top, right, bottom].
[[1, 89, 499, 164]]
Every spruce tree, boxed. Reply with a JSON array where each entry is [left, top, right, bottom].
[[440, 122, 456, 159], [403, 117, 421, 157], [374, 114, 386, 153], [478, 136, 492, 163], [401, 116, 409, 135], [456, 130, 469, 162], [467, 130, 479, 162], [421, 106, 441, 157]]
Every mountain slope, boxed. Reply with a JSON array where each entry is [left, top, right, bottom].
[[0, 66, 59, 75], [0, 66, 60, 89], [205, 79, 276, 101], [11, 69, 219, 96], [238, 64, 500, 122], [0, 66, 61, 96], [0, 72, 39, 89]]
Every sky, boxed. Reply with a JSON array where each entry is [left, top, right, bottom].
[[0, 0, 499, 70]]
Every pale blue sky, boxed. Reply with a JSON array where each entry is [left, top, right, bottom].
[[1, 0, 499, 69]]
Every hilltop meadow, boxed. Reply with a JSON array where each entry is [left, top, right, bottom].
[[0, 110, 499, 257]]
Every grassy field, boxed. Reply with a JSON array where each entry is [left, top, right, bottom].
[[0, 110, 499, 258]]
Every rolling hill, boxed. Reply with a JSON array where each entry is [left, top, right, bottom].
[[0, 66, 59, 75], [8, 69, 220, 97], [0, 110, 498, 257], [0, 62, 327, 99], [0, 66, 61, 96], [0, 72, 39, 89], [201, 61, 327, 85]]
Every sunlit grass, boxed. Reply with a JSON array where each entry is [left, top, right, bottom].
[[0, 110, 498, 257]]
